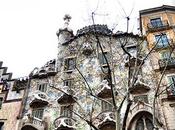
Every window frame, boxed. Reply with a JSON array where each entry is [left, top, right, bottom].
[[134, 95, 148, 103], [150, 17, 163, 28], [37, 83, 47, 92], [32, 108, 44, 120], [101, 98, 113, 112], [63, 79, 73, 87], [99, 52, 110, 66], [64, 57, 76, 71], [0, 97, 3, 109], [60, 105, 73, 117], [155, 34, 169, 48]]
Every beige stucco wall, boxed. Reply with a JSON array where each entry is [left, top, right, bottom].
[[0, 101, 21, 130]]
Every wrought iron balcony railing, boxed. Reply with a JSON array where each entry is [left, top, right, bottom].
[[158, 57, 175, 70], [147, 20, 170, 32], [154, 39, 173, 50]]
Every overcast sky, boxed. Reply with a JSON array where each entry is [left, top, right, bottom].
[[0, 0, 174, 78]]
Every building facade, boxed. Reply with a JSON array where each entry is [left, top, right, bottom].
[[140, 5, 175, 130], [0, 61, 27, 130], [19, 14, 162, 130], [1, 5, 175, 130]]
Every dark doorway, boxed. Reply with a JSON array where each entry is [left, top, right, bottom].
[[21, 125, 38, 130]]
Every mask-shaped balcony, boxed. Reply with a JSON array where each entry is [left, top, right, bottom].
[[21, 114, 47, 130], [125, 56, 144, 67], [29, 91, 49, 108], [159, 57, 175, 70], [97, 80, 117, 98], [129, 76, 150, 94], [45, 59, 57, 76], [94, 110, 115, 130], [57, 87, 76, 104], [54, 116, 76, 130], [82, 42, 93, 55]]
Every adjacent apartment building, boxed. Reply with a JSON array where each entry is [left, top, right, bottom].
[[0, 61, 27, 130], [140, 5, 175, 130]]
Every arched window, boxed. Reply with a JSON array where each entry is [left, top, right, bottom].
[[136, 118, 144, 130], [145, 118, 154, 130], [135, 116, 154, 130]]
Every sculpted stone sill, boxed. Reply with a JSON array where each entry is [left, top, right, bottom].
[[54, 116, 76, 130]]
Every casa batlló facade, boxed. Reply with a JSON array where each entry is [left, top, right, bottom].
[[0, 5, 175, 130]]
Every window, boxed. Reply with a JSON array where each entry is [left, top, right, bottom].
[[32, 108, 44, 119], [64, 58, 76, 71], [101, 99, 113, 111], [167, 75, 175, 95], [134, 95, 148, 103], [101, 72, 111, 84], [145, 118, 154, 130], [0, 98, 3, 109], [63, 79, 73, 87], [135, 116, 153, 130], [37, 83, 47, 92], [160, 51, 172, 60], [60, 105, 73, 117], [155, 34, 169, 48], [136, 118, 144, 130], [150, 18, 163, 28], [99, 52, 110, 65], [129, 67, 142, 79]]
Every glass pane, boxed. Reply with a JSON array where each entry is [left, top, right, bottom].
[[99, 52, 110, 65], [0, 98, 3, 109], [61, 105, 73, 117], [151, 18, 162, 27], [38, 83, 47, 92], [136, 118, 144, 130], [69, 59, 75, 70], [102, 99, 113, 111], [155, 34, 168, 47], [32, 109, 44, 119], [134, 95, 148, 103], [145, 118, 154, 130], [161, 51, 170, 59]]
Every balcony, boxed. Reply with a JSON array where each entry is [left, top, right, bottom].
[[158, 57, 175, 70], [129, 76, 150, 95], [147, 20, 171, 32], [97, 80, 112, 98], [21, 115, 46, 130], [54, 116, 76, 130], [57, 87, 76, 104], [94, 110, 115, 130], [29, 91, 49, 108]]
